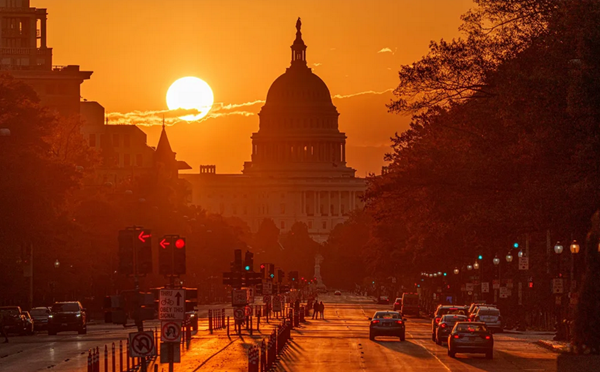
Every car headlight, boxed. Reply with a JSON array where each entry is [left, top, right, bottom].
[[76, 314, 81, 318], [48, 315, 53, 318], [190, 314, 195, 318]]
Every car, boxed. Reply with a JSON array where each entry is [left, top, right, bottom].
[[435, 314, 469, 345], [369, 311, 406, 341], [401, 293, 420, 316], [30, 307, 51, 331], [392, 298, 402, 311], [431, 305, 468, 341], [47, 301, 87, 335], [185, 310, 199, 331], [21, 311, 35, 334], [334, 290, 342, 296], [467, 302, 496, 318], [471, 306, 503, 333], [447, 321, 494, 359], [0, 306, 28, 335], [377, 296, 390, 305]]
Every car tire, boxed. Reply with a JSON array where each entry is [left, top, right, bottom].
[[486, 351, 493, 359], [436, 335, 442, 345], [400, 333, 405, 342], [369, 332, 375, 341], [432, 332, 436, 341], [448, 348, 456, 358]]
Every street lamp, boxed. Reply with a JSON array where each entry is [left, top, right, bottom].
[[518, 250, 524, 258], [437, 271, 442, 276], [570, 240, 580, 254], [467, 264, 473, 271], [454, 268, 459, 275], [473, 261, 480, 270], [54, 259, 60, 269], [506, 252, 513, 262], [554, 241, 564, 254], [493, 256, 500, 265]]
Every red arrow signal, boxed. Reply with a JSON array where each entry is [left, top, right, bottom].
[[160, 238, 170, 249], [138, 231, 151, 243]]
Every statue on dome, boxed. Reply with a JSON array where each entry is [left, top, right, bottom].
[[296, 17, 302, 32]]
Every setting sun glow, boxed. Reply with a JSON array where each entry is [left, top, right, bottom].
[[166, 76, 214, 121]]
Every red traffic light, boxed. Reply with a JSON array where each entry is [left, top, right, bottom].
[[175, 238, 185, 249], [138, 231, 151, 243], [260, 264, 265, 269]]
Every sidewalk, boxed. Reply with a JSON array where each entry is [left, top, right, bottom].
[[536, 339, 569, 353]]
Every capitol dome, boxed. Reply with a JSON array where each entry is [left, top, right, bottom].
[[265, 67, 333, 107]]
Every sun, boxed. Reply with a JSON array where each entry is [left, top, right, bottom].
[[166, 76, 214, 121]]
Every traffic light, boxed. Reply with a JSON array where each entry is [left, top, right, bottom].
[[268, 263, 275, 279], [244, 251, 254, 272], [277, 269, 285, 283], [118, 230, 134, 275], [528, 276, 534, 288], [136, 229, 152, 275], [233, 249, 242, 272], [173, 237, 186, 275], [159, 236, 173, 276], [260, 264, 266, 278]]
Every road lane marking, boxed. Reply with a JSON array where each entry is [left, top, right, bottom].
[[407, 331, 452, 372]]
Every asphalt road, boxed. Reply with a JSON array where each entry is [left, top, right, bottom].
[[0, 295, 558, 371]]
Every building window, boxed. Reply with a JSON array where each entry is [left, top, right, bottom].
[[89, 134, 96, 147], [124, 154, 130, 166], [136, 154, 143, 166], [322, 221, 327, 229], [124, 134, 130, 148], [281, 221, 285, 230], [112, 134, 119, 147]]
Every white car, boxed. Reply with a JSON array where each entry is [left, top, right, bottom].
[[334, 290, 342, 296]]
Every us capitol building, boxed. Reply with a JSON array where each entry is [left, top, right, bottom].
[[182, 19, 366, 243]]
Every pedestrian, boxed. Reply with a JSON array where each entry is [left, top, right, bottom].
[[0, 311, 8, 343], [312, 300, 319, 319], [319, 301, 325, 319]]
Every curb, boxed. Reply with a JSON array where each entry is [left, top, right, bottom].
[[535, 340, 567, 353]]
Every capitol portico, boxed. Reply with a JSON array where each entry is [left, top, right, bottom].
[[181, 19, 367, 242]]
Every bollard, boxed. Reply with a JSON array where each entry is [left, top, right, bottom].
[[186, 320, 192, 346], [250, 316, 253, 336], [96, 346, 100, 372], [209, 309, 213, 334], [88, 349, 92, 372], [119, 340, 123, 372], [126, 339, 130, 371], [227, 316, 230, 336], [111, 343, 115, 372], [222, 308, 225, 330]]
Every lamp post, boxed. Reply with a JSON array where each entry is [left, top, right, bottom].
[[493, 255, 500, 303], [553, 241, 566, 340], [52, 259, 60, 303], [569, 240, 580, 319]]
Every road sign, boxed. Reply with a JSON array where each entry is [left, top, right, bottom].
[[499, 287, 509, 298], [263, 281, 273, 295], [518, 256, 529, 270], [552, 278, 564, 294], [160, 342, 180, 363], [465, 283, 474, 292], [234, 306, 245, 321], [247, 287, 255, 303], [232, 289, 248, 306], [492, 280, 500, 289], [129, 331, 156, 357], [245, 305, 252, 317], [159, 289, 185, 320], [506, 279, 514, 289], [481, 282, 490, 293], [263, 295, 271, 303], [161, 320, 182, 342]]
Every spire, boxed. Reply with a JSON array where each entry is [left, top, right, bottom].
[[290, 17, 307, 68], [155, 122, 174, 162]]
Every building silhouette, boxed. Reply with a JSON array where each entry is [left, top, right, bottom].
[[182, 20, 366, 242]]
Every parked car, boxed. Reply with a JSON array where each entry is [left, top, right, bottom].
[[447, 321, 494, 359], [467, 302, 496, 318], [392, 298, 402, 311], [431, 305, 468, 341], [471, 306, 503, 332], [48, 301, 87, 335], [369, 311, 406, 341], [401, 293, 420, 316], [30, 307, 51, 331], [377, 296, 390, 305], [0, 306, 28, 335], [21, 311, 35, 334], [435, 314, 469, 345], [334, 290, 342, 296]]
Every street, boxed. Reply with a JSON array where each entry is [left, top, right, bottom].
[[0, 294, 558, 371]]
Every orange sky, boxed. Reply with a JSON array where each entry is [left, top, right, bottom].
[[34, 0, 473, 176]]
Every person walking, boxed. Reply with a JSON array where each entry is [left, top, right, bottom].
[[0, 311, 8, 343], [319, 301, 325, 320], [312, 300, 319, 319]]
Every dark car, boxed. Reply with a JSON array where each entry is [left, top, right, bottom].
[[30, 307, 51, 331], [0, 306, 28, 335], [185, 310, 198, 332], [377, 296, 390, 305], [401, 293, 420, 316], [392, 298, 402, 311], [435, 314, 469, 345], [431, 305, 468, 341], [448, 321, 494, 359], [369, 311, 406, 341], [48, 301, 87, 335]]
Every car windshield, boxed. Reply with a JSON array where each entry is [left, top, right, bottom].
[[0, 308, 19, 316], [455, 323, 488, 333], [479, 309, 500, 316], [374, 312, 400, 319], [438, 308, 466, 316], [52, 303, 80, 312], [442, 315, 468, 324], [403, 296, 418, 305], [395, 298, 402, 303], [31, 309, 48, 316]]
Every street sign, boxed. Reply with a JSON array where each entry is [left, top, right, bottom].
[[555, 295, 562, 305], [518, 256, 529, 270], [245, 305, 252, 317], [492, 280, 500, 289], [234, 306, 245, 321], [160, 342, 180, 363], [272, 296, 282, 312], [552, 278, 564, 294], [129, 331, 156, 357], [159, 289, 185, 320], [161, 320, 182, 342], [481, 282, 490, 293], [232, 289, 248, 306], [506, 279, 514, 289], [465, 283, 474, 292], [247, 287, 255, 303], [499, 287, 509, 299], [263, 295, 271, 303], [263, 281, 273, 295]]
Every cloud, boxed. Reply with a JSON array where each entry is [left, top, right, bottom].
[[313, 62, 322, 67], [377, 47, 393, 54], [332, 88, 394, 100], [106, 90, 394, 126]]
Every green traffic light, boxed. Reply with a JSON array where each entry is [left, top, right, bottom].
[[478, 255, 483, 260], [270, 274, 274, 278], [245, 265, 250, 271], [513, 243, 519, 248]]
